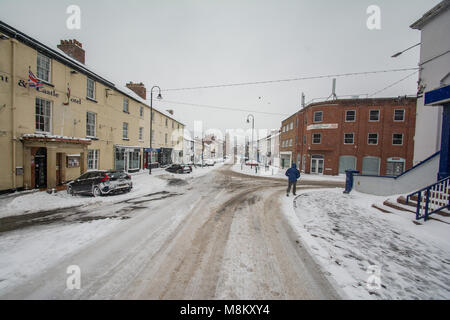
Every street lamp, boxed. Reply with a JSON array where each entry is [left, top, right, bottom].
[[149, 86, 162, 175], [391, 43, 420, 58], [246, 114, 255, 163]]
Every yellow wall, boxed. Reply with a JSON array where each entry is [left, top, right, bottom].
[[0, 37, 184, 191]]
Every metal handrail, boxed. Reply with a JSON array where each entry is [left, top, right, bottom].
[[406, 176, 450, 221]]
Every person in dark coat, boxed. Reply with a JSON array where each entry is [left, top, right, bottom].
[[285, 163, 300, 196]]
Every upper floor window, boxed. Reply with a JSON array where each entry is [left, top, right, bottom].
[[312, 133, 321, 144], [123, 122, 129, 139], [87, 78, 95, 100], [123, 98, 129, 113], [172, 121, 174, 129], [394, 109, 405, 122], [165, 118, 168, 127], [393, 133, 403, 145], [139, 127, 144, 141], [290, 122, 294, 130], [344, 133, 354, 144], [368, 133, 378, 145], [37, 53, 51, 82], [165, 133, 168, 144], [35, 98, 51, 133], [88, 150, 99, 170], [313, 111, 323, 123], [139, 106, 144, 118], [86, 112, 96, 137], [369, 110, 380, 121], [345, 110, 356, 122]]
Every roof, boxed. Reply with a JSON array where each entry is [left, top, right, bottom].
[[0, 20, 184, 125], [410, 0, 450, 30]]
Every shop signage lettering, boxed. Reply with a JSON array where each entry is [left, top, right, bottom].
[[17, 80, 60, 97], [70, 97, 82, 104], [307, 123, 339, 130], [0, 74, 8, 83]]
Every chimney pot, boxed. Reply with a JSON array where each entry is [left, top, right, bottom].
[[126, 81, 146, 100], [57, 38, 85, 64]]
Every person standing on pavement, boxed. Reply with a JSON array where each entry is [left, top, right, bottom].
[[285, 163, 300, 197]]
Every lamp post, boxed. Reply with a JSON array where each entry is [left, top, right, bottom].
[[149, 86, 162, 175], [246, 114, 255, 163], [391, 43, 420, 58]]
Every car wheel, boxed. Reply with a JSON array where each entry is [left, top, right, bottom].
[[92, 186, 102, 197], [67, 186, 74, 196]]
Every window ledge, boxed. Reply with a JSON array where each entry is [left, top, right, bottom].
[[86, 97, 98, 103], [123, 111, 130, 114], [122, 138, 130, 141], [87, 136, 98, 140], [37, 79, 54, 87]]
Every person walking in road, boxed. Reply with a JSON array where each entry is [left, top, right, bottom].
[[285, 163, 300, 197]]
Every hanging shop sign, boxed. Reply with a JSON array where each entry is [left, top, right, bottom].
[[307, 123, 338, 130]]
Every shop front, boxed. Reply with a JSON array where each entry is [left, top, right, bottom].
[[21, 135, 91, 191], [144, 148, 160, 169], [114, 146, 141, 173]]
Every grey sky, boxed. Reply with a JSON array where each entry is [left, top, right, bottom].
[[0, 0, 440, 135]]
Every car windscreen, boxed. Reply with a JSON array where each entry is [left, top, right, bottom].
[[107, 171, 127, 180]]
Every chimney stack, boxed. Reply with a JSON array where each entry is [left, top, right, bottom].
[[126, 82, 147, 100], [57, 39, 85, 64], [166, 109, 174, 115]]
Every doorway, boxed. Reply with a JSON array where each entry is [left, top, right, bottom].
[[35, 147, 47, 189], [311, 155, 324, 174]]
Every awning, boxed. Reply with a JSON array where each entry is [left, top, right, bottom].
[[425, 85, 450, 106]]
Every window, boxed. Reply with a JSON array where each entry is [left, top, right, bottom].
[[346, 110, 356, 122], [165, 118, 168, 127], [139, 106, 144, 118], [394, 109, 405, 121], [86, 112, 96, 137], [344, 133, 354, 144], [290, 122, 293, 130], [165, 133, 168, 144], [37, 53, 51, 82], [289, 139, 293, 146], [312, 133, 321, 144], [35, 98, 51, 133], [123, 98, 129, 113], [172, 121, 174, 129], [139, 127, 143, 141], [313, 111, 323, 123], [369, 110, 379, 121], [303, 136, 306, 144], [87, 78, 95, 100], [393, 133, 403, 145], [339, 156, 357, 174], [368, 133, 378, 145], [123, 122, 128, 139], [386, 158, 405, 176], [88, 150, 99, 170]]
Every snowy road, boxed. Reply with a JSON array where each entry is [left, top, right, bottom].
[[0, 165, 342, 299]]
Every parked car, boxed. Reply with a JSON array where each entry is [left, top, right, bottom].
[[205, 159, 215, 166], [67, 170, 132, 197], [165, 164, 192, 174]]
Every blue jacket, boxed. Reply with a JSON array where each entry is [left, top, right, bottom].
[[285, 163, 300, 182]]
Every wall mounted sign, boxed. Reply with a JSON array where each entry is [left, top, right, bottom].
[[67, 156, 80, 168], [307, 123, 339, 130]]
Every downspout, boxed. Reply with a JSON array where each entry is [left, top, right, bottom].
[[11, 38, 18, 190]]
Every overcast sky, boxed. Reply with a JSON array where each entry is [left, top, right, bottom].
[[0, 0, 441, 136]]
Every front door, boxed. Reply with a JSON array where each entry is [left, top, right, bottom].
[[311, 157, 324, 174], [34, 148, 47, 189]]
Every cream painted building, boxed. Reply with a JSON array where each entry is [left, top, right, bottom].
[[0, 21, 184, 192]]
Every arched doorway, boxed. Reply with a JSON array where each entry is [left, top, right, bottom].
[[35, 147, 47, 189]]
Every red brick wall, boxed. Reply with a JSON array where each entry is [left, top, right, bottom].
[[291, 97, 416, 175]]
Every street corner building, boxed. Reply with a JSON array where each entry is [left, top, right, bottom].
[[0, 21, 184, 193], [279, 97, 417, 176]]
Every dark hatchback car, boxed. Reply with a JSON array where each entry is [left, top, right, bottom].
[[67, 170, 133, 197], [165, 164, 192, 174]]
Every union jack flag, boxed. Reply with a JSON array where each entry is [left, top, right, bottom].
[[28, 68, 43, 90]]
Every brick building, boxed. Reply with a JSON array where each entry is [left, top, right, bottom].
[[280, 97, 417, 176]]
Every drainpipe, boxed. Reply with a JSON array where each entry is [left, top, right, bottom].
[[11, 38, 18, 190]]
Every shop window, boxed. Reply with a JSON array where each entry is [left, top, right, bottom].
[[362, 156, 380, 175], [35, 98, 52, 133], [386, 158, 405, 176]]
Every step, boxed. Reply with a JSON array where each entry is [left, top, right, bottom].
[[371, 204, 392, 214], [384, 200, 416, 214]]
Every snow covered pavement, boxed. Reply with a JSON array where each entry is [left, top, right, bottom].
[[283, 189, 450, 299]]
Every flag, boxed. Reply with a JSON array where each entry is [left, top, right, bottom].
[[28, 68, 43, 90]]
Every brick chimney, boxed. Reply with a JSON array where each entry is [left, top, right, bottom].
[[57, 40, 85, 64], [126, 82, 147, 100]]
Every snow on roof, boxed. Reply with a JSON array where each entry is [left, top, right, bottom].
[[21, 133, 91, 142]]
